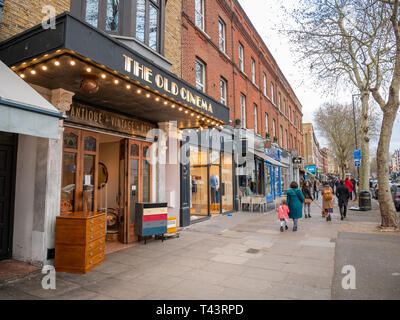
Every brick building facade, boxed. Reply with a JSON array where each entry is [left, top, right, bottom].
[[179, 0, 303, 157]]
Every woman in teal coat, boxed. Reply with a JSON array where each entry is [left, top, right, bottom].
[[285, 181, 304, 232]]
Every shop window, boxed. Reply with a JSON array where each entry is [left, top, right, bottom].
[[64, 133, 78, 149], [195, 0, 205, 31], [131, 144, 139, 156], [84, 136, 97, 152], [61, 128, 99, 214]]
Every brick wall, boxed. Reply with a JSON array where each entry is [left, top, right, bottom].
[[164, 0, 182, 77], [180, 0, 304, 156], [0, 0, 70, 42]]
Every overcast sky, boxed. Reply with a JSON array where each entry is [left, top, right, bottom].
[[238, 0, 400, 154]]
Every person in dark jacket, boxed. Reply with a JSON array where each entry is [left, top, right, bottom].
[[350, 176, 357, 200], [285, 181, 305, 232], [336, 180, 350, 220], [301, 181, 313, 219]]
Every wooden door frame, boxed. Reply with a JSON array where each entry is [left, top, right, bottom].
[[61, 127, 99, 214], [0, 133, 18, 260], [126, 139, 153, 243]]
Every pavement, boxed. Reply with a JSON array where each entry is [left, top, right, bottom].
[[0, 197, 399, 300]]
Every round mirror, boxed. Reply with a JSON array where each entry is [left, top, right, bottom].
[[98, 162, 108, 189]]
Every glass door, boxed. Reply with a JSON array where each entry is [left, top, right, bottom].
[[61, 128, 99, 214], [221, 152, 233, 212], [126, 139, 152, 243]]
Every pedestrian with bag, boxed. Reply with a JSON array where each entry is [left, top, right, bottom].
[[336, 180, 350, 220], [302, 181, 313, 219], [313, 179, 320, 200], [344, 178, 354, 201], [321, 181, 334, 222], [285, 181, 305, 232]]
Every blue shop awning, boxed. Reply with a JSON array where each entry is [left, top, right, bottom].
[[0, 60, 63, 139]]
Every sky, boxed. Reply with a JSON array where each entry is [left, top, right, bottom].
[[238, 0, 400, 154]]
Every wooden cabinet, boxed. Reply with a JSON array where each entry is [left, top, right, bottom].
[[135, 203, 168, 239], [55, 212, 106, 274]]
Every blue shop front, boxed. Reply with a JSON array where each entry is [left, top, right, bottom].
[[265, 146, 289, 203]]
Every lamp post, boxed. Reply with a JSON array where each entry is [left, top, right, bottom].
[[352, 94, 361, 181]]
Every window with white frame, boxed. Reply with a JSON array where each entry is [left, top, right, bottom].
[[280, 125, 283, 147], [240, 94, 246, 129], [273, 119, 276, 138], [254, 103, 258, 133], [195, 59, 206, 92], [263, 73, 267, 96], [285, 129, 288, 149], [271, 82, 275, 103], [238, 42, 244, 72], [251, 58, 256, 84], [218, 18, 226, 52], [289, 106, 292, 121], [278, 93, 282, 111], [220, 77, 227, 105], [195, 0, 205, 30], [265, 113, 269, 135]]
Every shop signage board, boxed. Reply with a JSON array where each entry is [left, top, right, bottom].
[[66, 102, 156, 137], [0, 13, 230, 124], [305, 165, 317, 174], [355, 160, 361, 167]]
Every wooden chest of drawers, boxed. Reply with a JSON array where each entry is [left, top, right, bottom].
[[54, 212, 106, 274]]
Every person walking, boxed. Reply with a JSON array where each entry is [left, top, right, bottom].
[[277, 199, 290, 232], [302, 181, 313, 219], [313, 179, 320, 200], [350, 176, 357, 200], [285, 181, 305, 232], [344, 178, 354, 201], [321, 181, 334, 222], [336, 180, 350, 220]]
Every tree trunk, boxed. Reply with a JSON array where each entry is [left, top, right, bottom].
[[359, 92, 370, 191], [377, 107, 399, 229]]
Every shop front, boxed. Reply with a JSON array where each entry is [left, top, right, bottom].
[[187, 128, 235, 222], [265, 145, 289, 202], [0, 13, 229, 265]]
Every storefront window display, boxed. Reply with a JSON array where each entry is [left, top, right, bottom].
[[189, 142, 234, 221]]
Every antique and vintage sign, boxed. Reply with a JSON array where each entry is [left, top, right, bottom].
[[66, 102, 156, 137]]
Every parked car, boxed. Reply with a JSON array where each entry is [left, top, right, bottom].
[[390, 184, 400, 211]]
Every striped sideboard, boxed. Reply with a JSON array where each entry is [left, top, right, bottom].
[[135, 203, 168, 237]]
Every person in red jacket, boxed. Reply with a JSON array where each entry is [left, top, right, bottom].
[[344, 178, 354, 200]]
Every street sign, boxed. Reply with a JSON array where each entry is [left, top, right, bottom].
[[354, 149, 361, 160], [355, 160, 361, 167], [305, 165, 317, 174]]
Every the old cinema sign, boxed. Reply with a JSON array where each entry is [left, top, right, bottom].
[[123, 54, 214, 114]]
